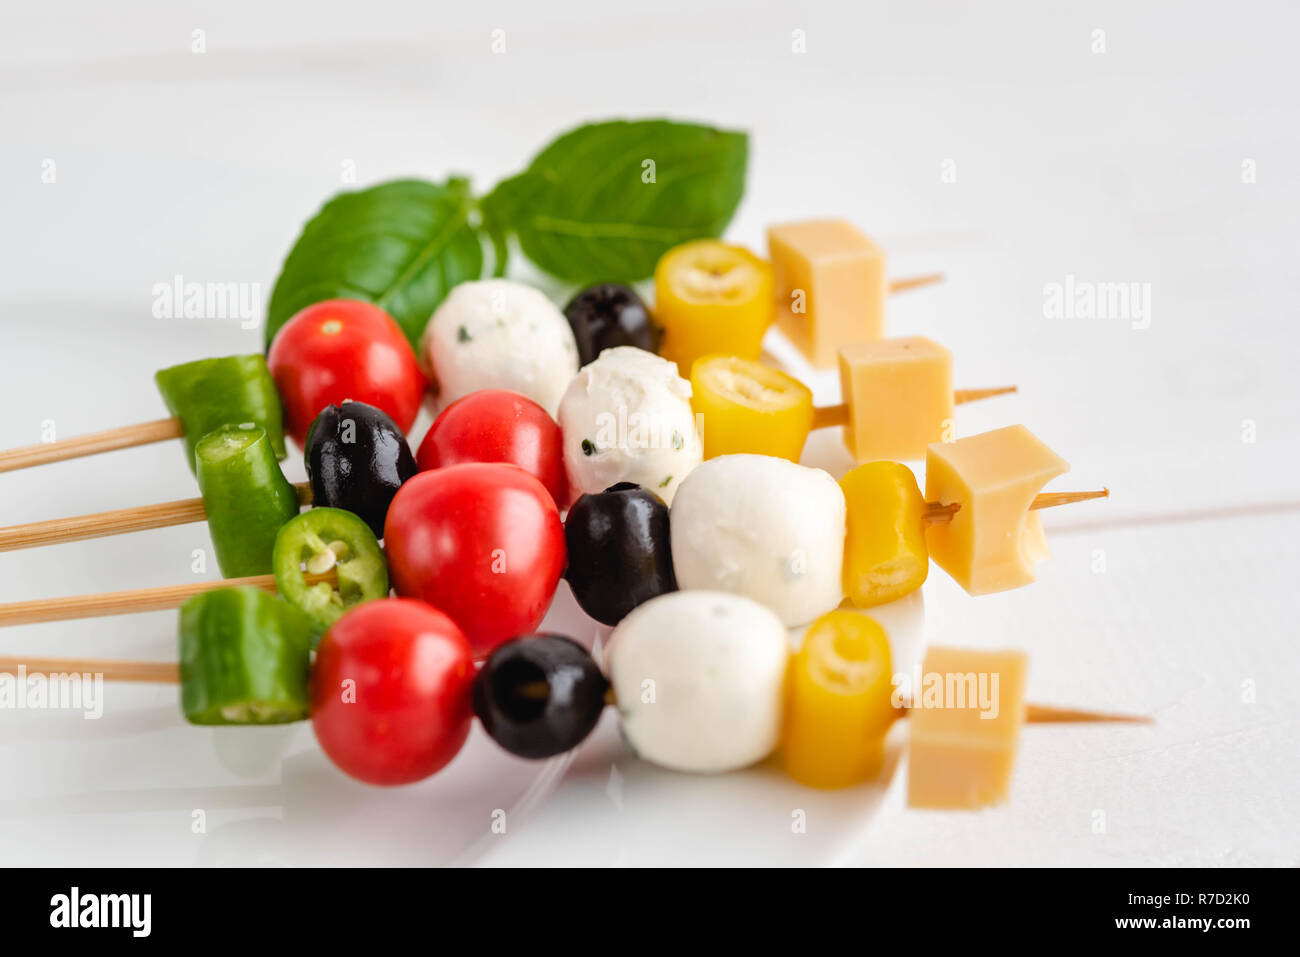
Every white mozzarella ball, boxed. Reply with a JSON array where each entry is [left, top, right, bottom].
[[606, 591, 789, 773], [670, 454, 846, 627], [558, 346, 702, 505], [420, 279, 578, 416]]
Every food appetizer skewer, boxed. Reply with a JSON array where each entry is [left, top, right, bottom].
[[0, 483, 1104, 601], [0, 339, 1026, 557], [0, 650, 1149, 728], [0, 599, 1149, 809], [0, 265, 941, 475]]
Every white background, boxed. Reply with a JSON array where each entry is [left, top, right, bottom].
[[0, 0, 1296, 866]]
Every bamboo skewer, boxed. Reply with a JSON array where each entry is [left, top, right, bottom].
[[0, 491, 1105, 628], [0, 278, 946, 477], [893, 699, 1149, 724], [1021, 703, 1151, 724], [0, 483, 313, 553], [888, 273, 945, 295], [809, 385, 1018, 431], [0, 570, 334, 627], [0, 484, 1107, 562], [923, 488, 1109, 525], [0, 417, 183, 474], [0, 657, 1148, 725], [0, 656, 181, 684]]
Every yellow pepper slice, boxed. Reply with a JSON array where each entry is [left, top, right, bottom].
[[841, 461, 929, 608], [782, 610, 896, 789], [654, 240, 775, 373], [690, 355, 814, 461]]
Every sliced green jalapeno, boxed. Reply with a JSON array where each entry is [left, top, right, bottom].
[[195, 424, 299, 578], [273, 507, 389, 639], [155, 354, 286, 471], [178, 586, 312, 725]]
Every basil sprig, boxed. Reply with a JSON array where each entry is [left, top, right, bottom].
[[265, 119, 748, 350], [266, 178, 482, 350]]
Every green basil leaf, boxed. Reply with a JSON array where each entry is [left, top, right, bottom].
[[481, 119, 747, 284], [265, 177, 484, 351]]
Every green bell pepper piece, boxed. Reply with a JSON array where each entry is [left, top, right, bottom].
[[272, 507, 389, 641], [155, 355, 286, 471], [178, 585, 312, 724], [195, 424, 299, 578]]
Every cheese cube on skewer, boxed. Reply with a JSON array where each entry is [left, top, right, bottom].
[[838, 336, 954, 462], [907, 646, 1029, 809], [769, 220, 887, 368], [924, 425, 1069, 595]]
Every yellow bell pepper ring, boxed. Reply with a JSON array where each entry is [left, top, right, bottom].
[[781, 609, 897, 789], [841, 461, 929, 608], [654, 240, 775, 373], [690, 355, 814, 462]]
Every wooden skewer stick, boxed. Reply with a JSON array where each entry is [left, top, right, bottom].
[[0, 483, 313, 553], [809, 385, 1017, 431], [0, 417, 183, 474], [888, 273, 945, 294], [923, 488, 1110, 525], [1021, 703, 1152, 724], [0, 656, 1150, 726], [0, 490, 1109, 626], [0, 570, 334, 628], [892, 700, 1150, 724], [0, 656, 181, 684]]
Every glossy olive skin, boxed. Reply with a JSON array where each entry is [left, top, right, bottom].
[[564, 482, 677, 625], [305, 401, 417, 538], [563, 284, 660, 366], [473, 634, 609, 759]]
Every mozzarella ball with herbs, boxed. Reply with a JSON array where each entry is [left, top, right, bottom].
[[670, 455, 846, 626], [557, 346, 702, 505], [605, 591, 788, 773], [421, 279, 578, 417]]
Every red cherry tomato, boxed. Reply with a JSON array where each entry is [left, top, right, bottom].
[[311, 598, 474, 786], [267, 299, 426, 446], [416, 390, 568, 507], [384, 463, 566, 656]]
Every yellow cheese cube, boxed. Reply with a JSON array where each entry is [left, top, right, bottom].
[[907, 646, 1029, 810], [924, 425, 1069, 595], [768, 220, 886, 368], [838, 336, 954, 462]]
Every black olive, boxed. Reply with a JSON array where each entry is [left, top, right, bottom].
[[563, 283, 660, 366], [473, 634, 609, 759], [304, 400, 417, 538], [564, 482, 677, 625]]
